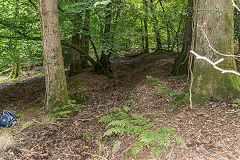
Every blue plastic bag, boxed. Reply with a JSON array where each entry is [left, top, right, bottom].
[[0, 110, 17, 128]]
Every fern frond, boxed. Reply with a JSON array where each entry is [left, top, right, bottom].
[[106, 119, 131, 129], [131, 114, 150, 125], [110, 107, 122, 113], [119, 111, 130, 119], [131, 141, 144, 156], [103, 127, 127, 137], [99, 115, 115, 123], [128, 125, 145, 134]]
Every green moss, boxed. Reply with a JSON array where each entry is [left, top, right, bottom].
[[47, 67, 68, 109]]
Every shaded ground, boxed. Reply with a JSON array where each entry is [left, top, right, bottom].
[[0, 53, 240, 160]]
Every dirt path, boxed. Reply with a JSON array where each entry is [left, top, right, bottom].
[[0, 54, 240, 160]]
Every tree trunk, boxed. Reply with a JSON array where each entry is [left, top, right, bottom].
[[150, 0, 162, 52], [96, 2, 114, 77], [9, 62, 22, 79], [143, 0, 149, 54], [69, 34, 82, 76], [39, 0, 68, 109], [191, 0, 240, 103], [171, 0, 193, 75], [80, 9, 90, 69], [141, 17, 145, 50]]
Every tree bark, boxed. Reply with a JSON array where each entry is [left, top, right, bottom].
[[39, 0, 68, 109], [80, 9, 91, 69], [9, 62, 22, 79], [149, 0, 163, 52], [69, 34, 82, 76], [143, 0, 149, 54], [97, 2, 114, 77], [191, 0, 240, 103], [171, 0, 193, 75]]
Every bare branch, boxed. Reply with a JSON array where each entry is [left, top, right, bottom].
[[232, 0, 240, 12], [190, 50, 240, 76]]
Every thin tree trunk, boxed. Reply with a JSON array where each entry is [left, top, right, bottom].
[[158, 0, 171, 50], [143, 0, 149, 54], [69, 34, 82, 76], [10, 0, 23, 79], [141, 17, 145, 50], [171, 0, 193, 75], [149, 0, 162, 52], [80, 9, 90, 69], [39, 0, 68, 109]]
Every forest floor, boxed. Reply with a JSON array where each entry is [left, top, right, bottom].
[[0, 53, 240, 160]]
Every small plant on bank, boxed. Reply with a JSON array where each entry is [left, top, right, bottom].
[[67, 79, 84, 89], [233, 99, 240, 105], [146, 76, 179, 96], [99, 100, 186, 157], [131, 127, 186, 157], [69, 87, 91, 103], [51, 100, 84, 118]]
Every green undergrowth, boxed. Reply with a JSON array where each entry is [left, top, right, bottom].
[[51, 100, 86, 118], [67, 79, 84, 89], [146, 76, 179, 97], [99, 100, 186, 158], [233, 99, 240, 105], [69, 87, 91, 103], [16, 105, 43, 118]]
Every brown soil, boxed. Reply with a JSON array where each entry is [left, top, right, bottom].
[[0, 53, 240, 160]]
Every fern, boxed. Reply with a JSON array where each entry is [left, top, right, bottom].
[[233, 99, 240, 105], [51, 100, 84, 118], [99, 100, 186, 158], [131, 127, 186, 157], [99, 115, 115, 123]]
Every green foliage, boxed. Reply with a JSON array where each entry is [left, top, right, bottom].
[[99, 100, 153, 137], [67, 79, 84, 89], [131, 128, 186, 157], [51, 100, 84, 118], [146, 76, 179, 96], [11, 79, 21, 85], [233, 99, 240, 105], [21, 121, 34, 130], [99, 100, 186, 157], [34, 93, 45, 104], [36, 71, 45, 76], [69, 88, 91, 103]]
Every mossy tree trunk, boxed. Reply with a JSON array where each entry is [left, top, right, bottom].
[[94, 2, 114, 78], [9, 0, 23, 79], [171, 0, 193, 75], [39, 0, 68, 110], [192, 0, 240, 103], [9, 62, 22, 79]]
